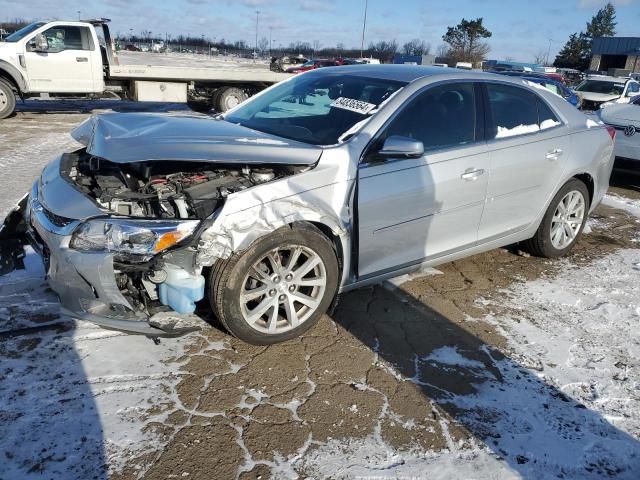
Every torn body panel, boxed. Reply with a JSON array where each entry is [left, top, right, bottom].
[[195, 146, 356, 288]]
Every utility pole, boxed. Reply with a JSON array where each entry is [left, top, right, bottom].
[[360, 0, 368, 59], [255, 10, 260, 59], [269, 26, 273, 57], [77, 10, 81, 21], [546, 38, 553, 66]]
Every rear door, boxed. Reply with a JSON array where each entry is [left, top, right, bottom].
[[24, 24, 97, 93], [478, 82, 570, 242], [357, 82, 490, 277]]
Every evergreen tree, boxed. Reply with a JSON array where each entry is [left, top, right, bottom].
[[442, 18, 492, 64], [553, 2, 617, 70]]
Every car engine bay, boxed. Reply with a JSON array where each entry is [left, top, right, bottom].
[[61, 151, 302, 220]]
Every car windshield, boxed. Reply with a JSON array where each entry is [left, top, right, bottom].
[[301, 61, 316, 67], [3, 22, 46, 42], [575, 80, 625, 95], [225, 73, 406, 145]]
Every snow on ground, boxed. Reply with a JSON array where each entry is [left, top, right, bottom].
[[117, 51, 270, 70], [1, 105, 639, 478], [0, 248, 207, 478], [299, 247, 640, 479], [603, 193, 640, 219]]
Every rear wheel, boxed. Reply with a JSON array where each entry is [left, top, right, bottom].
[[0, 79, 16, 119], [523, 179, 590, 258], [208, 224, 339, 345], [214, 86, 248, 112]]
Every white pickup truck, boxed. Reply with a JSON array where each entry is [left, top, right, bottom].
[[0, 19, 291, 119]]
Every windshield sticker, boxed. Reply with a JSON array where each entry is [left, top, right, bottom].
[[330, 97, 377, 115]]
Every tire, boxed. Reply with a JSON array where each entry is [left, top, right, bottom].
[[0, 79, 16, 120], [523, 179, 590, 258], [208, 223, 339, 345], [214, 87, 248, 112]]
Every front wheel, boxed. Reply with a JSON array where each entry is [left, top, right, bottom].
[[0, 79, 16, 120], [523, 179, 590, 258], [208, 224, 339, 345]]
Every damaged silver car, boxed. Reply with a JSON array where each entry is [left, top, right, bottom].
[[1, 66, 615, 344]]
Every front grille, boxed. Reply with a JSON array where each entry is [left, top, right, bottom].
[[581, 100, 601, 111]]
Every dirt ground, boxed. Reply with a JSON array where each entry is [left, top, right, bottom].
[[1, 105, 639, 479]]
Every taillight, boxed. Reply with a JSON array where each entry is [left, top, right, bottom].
[[606, 126, 616, 140]]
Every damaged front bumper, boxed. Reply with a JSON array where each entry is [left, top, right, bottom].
[[2, 181, 200, 336]]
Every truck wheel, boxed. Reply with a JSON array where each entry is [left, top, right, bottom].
[[0, 79, 16, 119], [214, 87, 248, 112], [208, 224, 339, 345], [522, 179, 590, 258]]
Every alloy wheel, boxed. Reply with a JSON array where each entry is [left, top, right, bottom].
[[240, 245, 327, 334], [550, 190, 585, 250]]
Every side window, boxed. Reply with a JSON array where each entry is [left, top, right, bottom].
[[486, 83, 538, 139], [41, 26, 89, 51], [383, 82, 476, 152], [537, 98, 560, 130], [628, 82, 640, 94], [487, 83, 559, 139]]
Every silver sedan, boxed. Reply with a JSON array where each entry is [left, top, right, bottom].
[[1, 65, 615, 344]]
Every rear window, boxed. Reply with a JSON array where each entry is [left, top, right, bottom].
[[486, 83, 560, 139]]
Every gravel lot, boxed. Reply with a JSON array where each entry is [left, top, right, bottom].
[[1, 103, 639, 479]]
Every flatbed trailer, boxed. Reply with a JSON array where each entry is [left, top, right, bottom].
[[0, 18, 292, 118]]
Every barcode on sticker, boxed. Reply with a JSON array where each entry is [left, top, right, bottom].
[[330, 97, 376, 114]]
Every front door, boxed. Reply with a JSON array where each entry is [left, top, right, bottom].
[[24, 25, 97, 93], [358, 82, 489, 277]]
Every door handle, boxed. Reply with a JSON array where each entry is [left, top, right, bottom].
[[545, 148, 563, 160], [461, 168, 485, 181], [76, 57, 88, 62]]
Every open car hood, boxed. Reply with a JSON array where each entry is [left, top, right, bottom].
[[71, 112, 322, 166], [578, 92, 620, 103]]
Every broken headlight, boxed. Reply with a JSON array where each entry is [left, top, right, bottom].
[[70, 219, 200, 261]]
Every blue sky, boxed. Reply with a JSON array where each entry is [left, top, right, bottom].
[[1, 0, 639, 61]]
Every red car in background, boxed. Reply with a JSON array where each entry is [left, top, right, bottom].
[[286, 59, 337, 73]]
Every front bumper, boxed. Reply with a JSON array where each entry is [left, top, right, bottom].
[[613, 132, 640, 162], [23, 181, 194, 336]]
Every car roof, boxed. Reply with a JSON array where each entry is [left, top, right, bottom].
[[309, 64, 558, 89], [315, 64, 470, 82], [585, 75, 631, 83]]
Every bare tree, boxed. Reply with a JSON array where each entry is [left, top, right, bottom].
[[401, 39, 431, 56], [257, 36, 269, 55], [436, 43, 450, 58], [533, 50, 547, 65], [367, 40, 398, 63]]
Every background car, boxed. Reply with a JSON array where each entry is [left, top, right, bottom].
[[598, 95, 640, 165], [285, 59, 337, 73], [574, 76, 640, 111], [270, 55, 308, 72]]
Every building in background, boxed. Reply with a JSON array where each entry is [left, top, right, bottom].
[[590, 37, 640, 75]]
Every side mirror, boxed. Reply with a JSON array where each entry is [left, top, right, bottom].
[[377, 135, 424, 159], [29, 33, 48, 52]]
